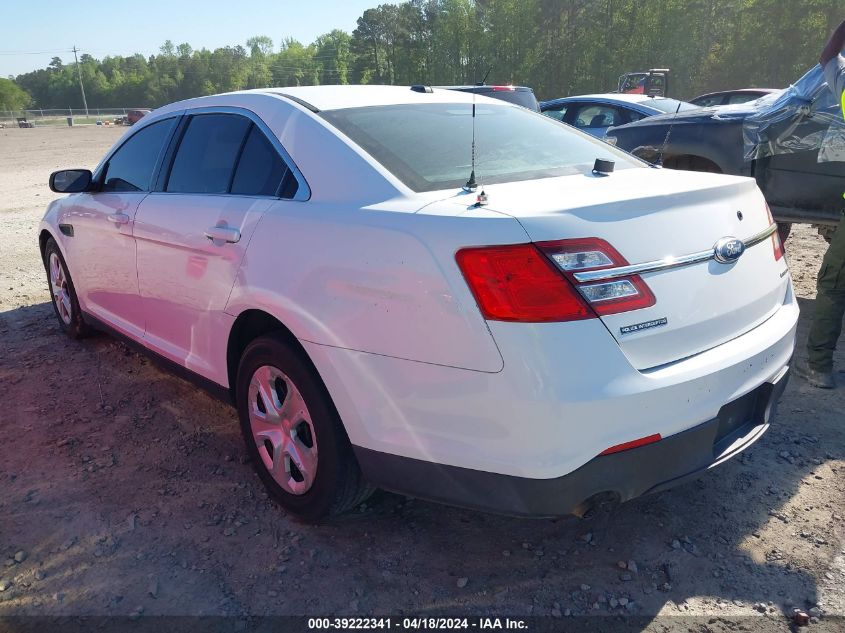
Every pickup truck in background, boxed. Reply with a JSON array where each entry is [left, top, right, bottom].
[[607, 65, 844, 242]]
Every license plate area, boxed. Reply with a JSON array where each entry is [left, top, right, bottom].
[[713, 383, 773, 455]]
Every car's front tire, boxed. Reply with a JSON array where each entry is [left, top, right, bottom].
[[43, 237, 89, 338], [235, 333, 372, 520]]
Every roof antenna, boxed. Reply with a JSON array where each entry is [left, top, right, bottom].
[[477, 66, 492, 86], [656, 102, 682, 167], [464, 92, 478, 191]]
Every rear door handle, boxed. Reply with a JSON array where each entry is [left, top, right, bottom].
[[204, 226, 241, 244], [106, 212, 130, 225]]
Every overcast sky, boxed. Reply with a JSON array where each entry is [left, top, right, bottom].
[[1, 0, 388, 77]]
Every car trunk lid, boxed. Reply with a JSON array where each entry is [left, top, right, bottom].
[[472, 168, 790, 369]]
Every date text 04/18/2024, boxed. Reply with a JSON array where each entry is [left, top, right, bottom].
[[307, 618, 528, 630]]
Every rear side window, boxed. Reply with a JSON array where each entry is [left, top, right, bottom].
[[167, 114, 251, 193], [573, 105, 624, 128], [102, 118, 176, 192], [542, 104, 568, 121], [727, 93, 757, 105], [484, 90, 540, 111], [692, 95, 723, 107], [230, 126, 288, 196]]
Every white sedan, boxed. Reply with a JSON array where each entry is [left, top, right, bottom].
[[40, 85, 797, 519]]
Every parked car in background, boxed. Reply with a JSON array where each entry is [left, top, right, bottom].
[[41, 85, 795, 520], [607, 65, 843, 240], [126, 109, 151, 125], [690, 89, 780, 108], [618, 69, 671, 97], [442, 84, 540, 111], [540, 94, 698, 137]]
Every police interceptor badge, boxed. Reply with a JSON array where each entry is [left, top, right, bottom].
[[620, 317, 668, 335]]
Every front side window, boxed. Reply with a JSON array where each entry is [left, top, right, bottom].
[[102, 118, 176, 192], [167, 114, 251, 194], [321, 103, 641, 192]]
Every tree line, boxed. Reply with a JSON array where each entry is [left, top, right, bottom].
[[7, 0, 841, 111]]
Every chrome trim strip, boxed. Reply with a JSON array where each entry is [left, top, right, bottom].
[[742, 222, 778, 247], [573, 250, 713, 282], [572, 224, 778, 283]]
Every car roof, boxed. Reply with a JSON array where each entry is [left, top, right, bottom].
[[543, 93, 673, 106], [250, 85, 494, 112], [692, 88, 778, 98], [439, 85, 534, 92]]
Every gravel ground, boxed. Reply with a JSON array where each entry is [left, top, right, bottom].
[[0, 126, 843, 631]]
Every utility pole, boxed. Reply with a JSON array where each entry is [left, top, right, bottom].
[[72, 45, 89, 117]]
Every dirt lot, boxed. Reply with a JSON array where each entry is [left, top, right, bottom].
[[0, 126, 843, 630]]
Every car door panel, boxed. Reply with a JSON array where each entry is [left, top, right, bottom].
[[59, 116, 178, 338], [61, 192, 145, 337], [132, 110, 292, 385], [133, 193, 270, 383], [753, 110, 845, 224]]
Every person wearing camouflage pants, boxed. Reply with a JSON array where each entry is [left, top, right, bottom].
[[796, 18, 845, 389]]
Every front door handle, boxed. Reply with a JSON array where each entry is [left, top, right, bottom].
[[204, 226, 241, 244], [106, 212, 130, 225]]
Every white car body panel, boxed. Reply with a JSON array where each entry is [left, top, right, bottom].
[[461, 169, 791, 369], [59, 192, 146, 338], [132, 193, 270, 384], [225, 199, 518, 373], [305, 281, 795, 478], [39, 85, 798, 512]]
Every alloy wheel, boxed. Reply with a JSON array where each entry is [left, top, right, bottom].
[[49, 252, 72, 325]]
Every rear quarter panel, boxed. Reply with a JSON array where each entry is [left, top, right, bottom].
[[225, 199, 532, 373]]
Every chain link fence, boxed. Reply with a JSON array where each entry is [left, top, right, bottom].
[[0, 108, 136, 128]]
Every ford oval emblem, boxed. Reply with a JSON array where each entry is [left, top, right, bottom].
[[714, 237, 745, 264]]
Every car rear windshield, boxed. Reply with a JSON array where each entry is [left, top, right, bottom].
[[320, 103, 641, 192], [643, 98, 698, 113], [475, 89, 540, 111]]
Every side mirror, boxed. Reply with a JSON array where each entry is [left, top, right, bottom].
[[49, 169, 93, 193]]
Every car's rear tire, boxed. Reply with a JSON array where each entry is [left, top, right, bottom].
[[43, 237, 90, 339], [235, 333, 373, 520]]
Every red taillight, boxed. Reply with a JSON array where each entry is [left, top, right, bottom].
[[456, 237, 655, 322], [536, 238, 656, 316], [491, 85, 516, 91], [455, 244, 595, 322], [765, 204, 784, 261], [599, 433, 662, 456]]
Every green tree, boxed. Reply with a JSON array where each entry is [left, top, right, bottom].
[[10, 0, 840, 108], [314, 30, 352, 84], [0, 78, 31, 110]]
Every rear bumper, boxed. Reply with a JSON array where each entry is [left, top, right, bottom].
[[354, 365, 789, 517]]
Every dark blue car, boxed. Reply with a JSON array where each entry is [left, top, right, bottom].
[[540, 93, 697, 137]]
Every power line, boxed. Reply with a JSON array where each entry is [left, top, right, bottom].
[[0, 49, 75, 56]]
